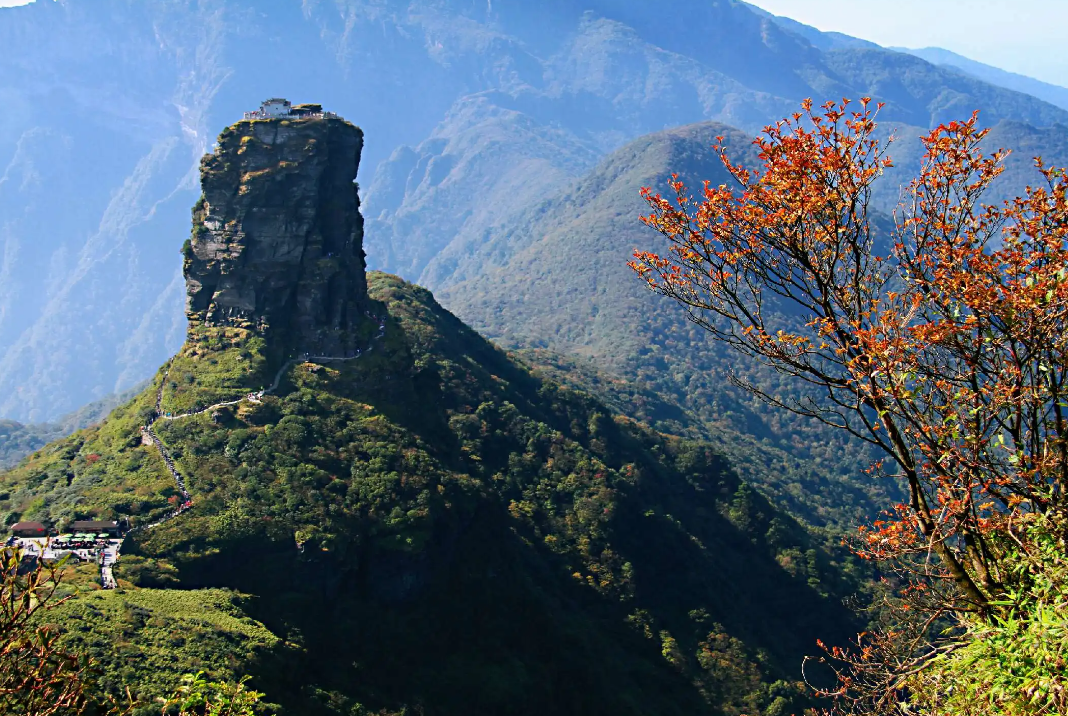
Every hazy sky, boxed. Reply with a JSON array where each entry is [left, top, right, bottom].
[[747, 0, 1068, 88], [2, 0, 1065, 89]]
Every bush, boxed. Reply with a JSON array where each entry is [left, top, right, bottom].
[[906, 514, 1068, 715], [160, 672, 263, 716]]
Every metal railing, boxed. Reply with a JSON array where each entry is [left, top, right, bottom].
[[242, 110, 342, 121]]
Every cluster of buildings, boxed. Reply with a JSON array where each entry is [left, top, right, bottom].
[[242, 98, 341, 121], [10, 519, 123, 538], [8, 519, 124, 587]]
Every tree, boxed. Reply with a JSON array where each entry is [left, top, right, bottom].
[[0, 546, 92, 716], [630, 98, 1068, 713]]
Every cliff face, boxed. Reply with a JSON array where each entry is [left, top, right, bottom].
[[184, 114, 369, 355]]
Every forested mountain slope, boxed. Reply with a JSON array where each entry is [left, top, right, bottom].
[[0, 109, 867, 716], [3, 0, 1068, 421], [0, 272, 863, 716], [437, 119, 1068, 526]]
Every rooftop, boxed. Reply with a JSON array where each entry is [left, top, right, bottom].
[[70, 520, 121, 533], [243, 98, 341, 122]]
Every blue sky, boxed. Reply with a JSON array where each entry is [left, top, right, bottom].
[[3, 0, 1065, 89], [747, 0, 1068, 88]]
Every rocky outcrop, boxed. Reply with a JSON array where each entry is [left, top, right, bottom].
[[184, 113, 369, 355]]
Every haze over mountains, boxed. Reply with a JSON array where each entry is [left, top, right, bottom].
[[742, 3, 1068, 112], [3, 0, 1068, 427], [892, 46, 1068, 112], [2, 3, 1067, 711]]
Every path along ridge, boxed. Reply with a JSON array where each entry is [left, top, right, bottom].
[[130, 317, 387, 545]]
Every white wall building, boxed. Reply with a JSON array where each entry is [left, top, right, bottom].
[[243, 99, 341, 121], [244, 98, 292, 120], [260, 98, 291, 116]]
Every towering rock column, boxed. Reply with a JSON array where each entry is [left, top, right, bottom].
[[184, 107, 369, 355]]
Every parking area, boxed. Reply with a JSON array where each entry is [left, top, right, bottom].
[[7, 535, 124, 584]]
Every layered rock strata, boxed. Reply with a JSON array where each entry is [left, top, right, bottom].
[[184, 111, 368, 354]]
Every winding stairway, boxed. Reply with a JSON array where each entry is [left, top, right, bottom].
[[111, 318, 387, 587]]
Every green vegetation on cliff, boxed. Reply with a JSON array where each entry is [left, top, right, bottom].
[[1, 273, 863, 716]]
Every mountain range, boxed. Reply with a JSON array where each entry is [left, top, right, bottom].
[[892, 46, 1068, 113], [3, 0, 1068, 426], [0, 382, 143, 469], [3, 3, 1068, 711]]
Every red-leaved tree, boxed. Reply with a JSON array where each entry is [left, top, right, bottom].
[[630, 98, 1068, 712]]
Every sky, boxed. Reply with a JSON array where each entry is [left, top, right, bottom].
[[2, 0, 1065, 88], [747, 0, 1068, 88]]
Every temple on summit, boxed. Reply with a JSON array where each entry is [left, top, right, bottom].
[[185, 103, 369, 356], [243, 98, 340, 121]]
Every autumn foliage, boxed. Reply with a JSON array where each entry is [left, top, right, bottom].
[[0, 546, 90, 716], [631, 98, 1068, 713]]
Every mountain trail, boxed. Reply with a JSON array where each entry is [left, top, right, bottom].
[[131, 318, 388, 547]]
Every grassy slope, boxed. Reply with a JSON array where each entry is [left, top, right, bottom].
[[0, 383, 148, 470], [46, 586, 280, 713], [1, 273, 863, 716]]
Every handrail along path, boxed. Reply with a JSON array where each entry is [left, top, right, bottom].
[[132, 317, 387, 540]]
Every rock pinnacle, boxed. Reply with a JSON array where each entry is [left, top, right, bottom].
[[184, 104, 369, 355]]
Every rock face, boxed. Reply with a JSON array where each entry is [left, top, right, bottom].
[[184, 112, 369, 355]]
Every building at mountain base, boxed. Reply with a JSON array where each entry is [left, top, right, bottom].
[[10, 520, 47, 537]]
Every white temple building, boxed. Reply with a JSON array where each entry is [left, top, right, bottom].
[[243, 99, 339, 121]]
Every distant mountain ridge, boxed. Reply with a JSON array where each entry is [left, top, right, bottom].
[[0, 383, 145, 469], [366, 2, 1068, 287], [743, 2, 1068, 112], [3, 0, 1068, 421], [740, 2, 881, 52], [892, 46, 1068, 113]]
